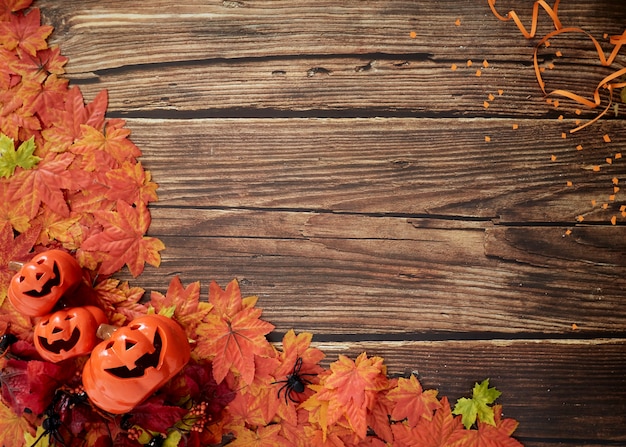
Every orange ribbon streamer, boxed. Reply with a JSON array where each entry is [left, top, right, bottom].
[[487, 0, 626, 132]]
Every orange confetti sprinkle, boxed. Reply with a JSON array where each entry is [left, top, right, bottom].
[[483, 100, 490, 108], [565, 229, 572, 236], [602, 203, 609, 210], [575, 109, 581, 115], [576, 215, 584, 222], [551, 155, 557, 161], [621, 205, 626, 212], [488, 93, 495, 101], [455, 18, 461, 26], [611, 216, 617, 225], [614, 186, 620, 194], [475, 69, 482, 77], [603, 33, 609, 39], [498, 89, 504, 95], [609, 194, 616, 201], [575, 119, 581, 125], [592, 165, 601, 172], [409, 31, 417, 38], [484, 136, 491, 142], [467, 59, 473, 67], [566, 180, 572, 186], [512, 123, 519, 130], [576, 144, 583, 151], [561, 132, 567, 139], [482, 59, 489, 68], [451, 63, 458, 71], [544, 40, 551, 48], [548, 62, 555, 70], [546, 98, 552, 104], [613, 178, 620, 185], [615, 153, 622, 159], [553, 100, 559, 108], [606, 158, 613, 165], [555, 50, 563, 57], [571, 323, 578, 330], [557, 115, 564, 120], [591, 199, 597, 207], [603, 134, 611, 143]]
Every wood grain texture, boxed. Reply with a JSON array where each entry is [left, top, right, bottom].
[[31, 0, 626, 444]]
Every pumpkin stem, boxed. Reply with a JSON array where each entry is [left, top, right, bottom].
[[97, 324, 117, 340], [8, 261, 24, 271]]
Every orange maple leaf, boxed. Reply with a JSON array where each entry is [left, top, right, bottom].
[[387, 374, 441, 427], [0, 0, 33, 22], [195, 280, 275, 385], [307, 353, 389, 440], [392, 396, 463, 447], [80, 200, 165, 277], [0, 8, 52, 56], [105, 161, 158, 205], [0, 401, 34, 447], [149, 276, 211, 340], [228, 424, 291, 447], [93, 278, 148, 326], [447, 404, 523, 447], [7, 151, 75, 218]]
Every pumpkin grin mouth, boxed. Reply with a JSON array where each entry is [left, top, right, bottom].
[[105, 331, 163, 379], [38, 327, 81, 354]]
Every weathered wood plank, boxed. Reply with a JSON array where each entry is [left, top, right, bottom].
[[66, 57, 625, 119], [120, 209, 626, 336], [313, 338, 626, 444], [126, 118, 625, 223], [38, 0, 626, 76]]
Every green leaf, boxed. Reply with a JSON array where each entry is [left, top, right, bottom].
[[0, 134, 41, 178], [452, 378, 502, 429]]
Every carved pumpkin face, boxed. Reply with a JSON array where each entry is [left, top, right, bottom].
[[34, 306, 108, 363], [82, 315, 190, 414], [8, 250, 83, 317]]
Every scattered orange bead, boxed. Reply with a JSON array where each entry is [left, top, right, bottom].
[[409, 31, 417, 38], [611, 216, 617, 225], [455, 18, 461, 26], [576, 144, 583, 151], [603, 134, 611, 143], [484, 136, 491, 142], [512, 123, 519, 130]]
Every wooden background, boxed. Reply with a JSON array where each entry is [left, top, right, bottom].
[[38, 0, 626, 445]]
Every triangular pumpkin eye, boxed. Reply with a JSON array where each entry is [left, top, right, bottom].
[[125, 340, 137, 350]]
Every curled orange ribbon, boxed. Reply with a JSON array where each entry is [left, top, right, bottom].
[[488, 0, 626, 132]]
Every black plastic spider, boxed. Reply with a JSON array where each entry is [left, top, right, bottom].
[[272, 357, 316, 404], [0, 333, 18, 358], [29, 406, 65, 447]]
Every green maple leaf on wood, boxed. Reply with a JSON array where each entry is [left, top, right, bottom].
[[453, 378, 502, 429], [0, 134, 40, 178]]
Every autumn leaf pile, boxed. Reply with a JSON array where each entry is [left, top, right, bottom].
[[0, 2, 524, 446]]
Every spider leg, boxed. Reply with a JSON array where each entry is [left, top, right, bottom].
[[28, 429, 51, 447]]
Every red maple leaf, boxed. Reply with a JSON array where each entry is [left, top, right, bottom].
[[387, 374, 442, 427], [0, 8, 52, 56], [80, 200, 165, 277], [195, 280, 275, 385]]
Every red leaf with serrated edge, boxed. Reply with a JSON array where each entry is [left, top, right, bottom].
[[0, 8, 52, 56], [387, 374, 441, 427], [8, 151, 74, 217], [128, 396, 188, 433], [81, 200, 165, 277], [105, 161, 158, 205]]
